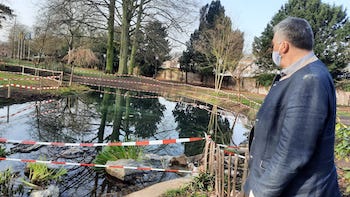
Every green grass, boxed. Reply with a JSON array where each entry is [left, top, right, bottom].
[[45, 84, 90, 96], [0, 145, 6, 157], [22, 162, 67, 188], [337, 110, 350, 117], [0, 72, 54, 86], [93, 145, 143, 171], [162, 172, 214, 197], [0, 168, 24, 196]]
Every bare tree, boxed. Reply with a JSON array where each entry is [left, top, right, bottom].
[[195, 16, 244, 92], [37, 0, 107, 61], [7, 23, 30, 59]]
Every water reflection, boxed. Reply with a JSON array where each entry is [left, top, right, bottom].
[[0, 88, 250, 196]]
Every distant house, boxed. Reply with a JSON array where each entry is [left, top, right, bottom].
[[161, 57, 180, 69]]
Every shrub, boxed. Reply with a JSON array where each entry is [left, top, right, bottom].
[[162, 172, 214, 197], [0, 145, 7, 157], [0, 168, 24, 196], [335, 121, 350, 194], [256, 73, 275, 87], [22, 162, 67, 188], [93, 145, 143, 167]]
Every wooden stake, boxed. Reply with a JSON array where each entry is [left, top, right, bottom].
[[241, 150, 249, 191]]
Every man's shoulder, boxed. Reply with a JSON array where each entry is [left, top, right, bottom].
[[297, 60, 331, 80]]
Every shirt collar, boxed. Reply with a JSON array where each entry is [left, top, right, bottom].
[[281, 51, 316, 77]]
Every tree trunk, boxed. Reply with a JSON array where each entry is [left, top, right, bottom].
[[124, 92, 131, 141], [111, 90, 124, 141], [98, 92, 111, 144], [128, 0, 144, 75], [106, 0, 115, 74], [118, 0, 132, 75]]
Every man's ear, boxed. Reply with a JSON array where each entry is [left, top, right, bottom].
[[280, 41, 290, 54]]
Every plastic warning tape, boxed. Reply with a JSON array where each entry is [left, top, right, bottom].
[[75, 75, 256, 112], [74, 75, 162, 88], [0, 76, 59, 81], [5, 84, 60, 90], [92, 89, 159, 99], [0, 99, 56, 119], [0, 157, 194, 174], [36, 109, 58, 116], [77, 81, 162, 95], [0, 137, 205, 147]]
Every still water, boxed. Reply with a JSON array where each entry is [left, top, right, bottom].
[[0, 89, 250, 196]]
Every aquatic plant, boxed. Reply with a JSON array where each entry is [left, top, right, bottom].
[[93, 145, 143, 168], [0, 145, 7, 157], [0, 168, 24, 196], [22, 162, 67, 188]]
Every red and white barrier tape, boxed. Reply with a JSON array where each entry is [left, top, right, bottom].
[[0, 157, 195, 174], [0, 137, 205, 147], [217, 144, 246, 159], [92, 89, 159, 99], [0, 99, 56, 119], [0, 76, 59, 81], [75, 75, 162, 88], [80, 81, 245, 114], [35, 109, 58, 117], [75, 75, 258, 112], [77, 81, 162, 95], [0, 84, 59, 90]]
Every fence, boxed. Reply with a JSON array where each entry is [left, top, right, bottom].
[[0, 130, 248, 196], [0, 63, 63, 98], [203, 138, 249, 197]]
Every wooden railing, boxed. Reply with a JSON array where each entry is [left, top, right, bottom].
[[203, 139, 249, 197]]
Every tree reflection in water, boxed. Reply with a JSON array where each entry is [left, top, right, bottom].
[[0, 89, 248, 196], [172, 101, 232, 156]]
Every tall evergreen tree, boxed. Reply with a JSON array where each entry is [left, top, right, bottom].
[[0, 4, 13, 28], [137, 20, 171, 77], [181, 0, 244, 88], [181, 1, 225, 79], [253, 0, 350, 75]]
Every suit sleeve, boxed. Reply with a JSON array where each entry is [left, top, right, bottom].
[[252, 74, 330, 196]]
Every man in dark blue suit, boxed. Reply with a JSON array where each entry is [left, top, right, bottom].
[[243, 17, 341, 197]]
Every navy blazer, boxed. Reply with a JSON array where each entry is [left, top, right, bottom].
[[244, 60, 341, 197]]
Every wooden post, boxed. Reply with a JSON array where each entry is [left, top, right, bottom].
[[209, 142, 215, 174], [69, 66, 74, 86], [232, 154, 239, 195], [215, 146, 219, 196], [7, 105, 10, 123], [39, 77, 42, 94], [241, 150, 249, 191], [220, 150, 224, 197], [7, 80, 11, 98], [227, 154, 232, 197], [59, 71, 63, 86], [203, 139, 209, 172]]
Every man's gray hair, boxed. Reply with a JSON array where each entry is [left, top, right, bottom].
[[273, 16, 314, 50]]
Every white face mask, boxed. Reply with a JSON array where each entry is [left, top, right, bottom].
[[272, 51, 281, 66], [272, 43, 282, 66]]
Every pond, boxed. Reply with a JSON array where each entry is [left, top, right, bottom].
[[0, 88, 251, 196]]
